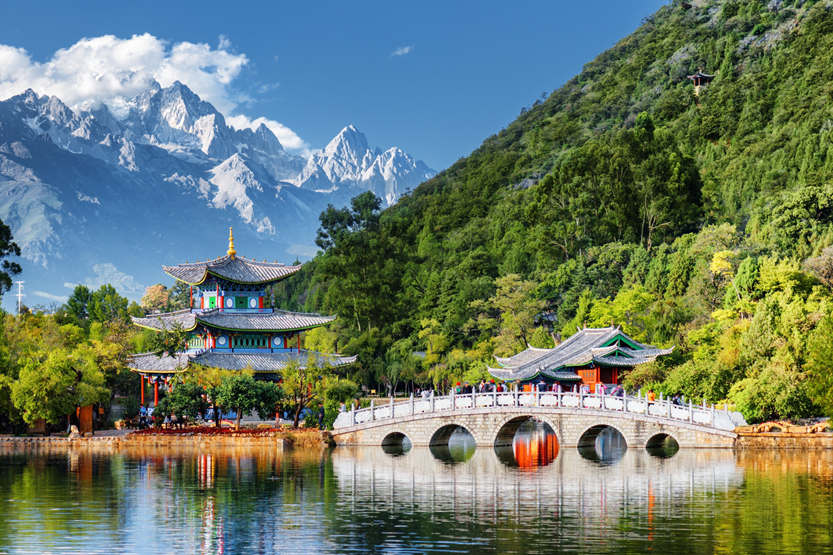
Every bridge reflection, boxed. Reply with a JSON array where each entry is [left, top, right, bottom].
[[495, 419, 559, 468], [331, 447, 744, 523]]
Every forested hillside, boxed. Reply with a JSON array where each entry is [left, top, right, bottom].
[[276, 0, 833, 422]]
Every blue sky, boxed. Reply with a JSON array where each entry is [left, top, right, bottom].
[[0, 0, 666, 171]]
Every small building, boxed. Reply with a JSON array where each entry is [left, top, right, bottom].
[[128, 228, 356, 406], [687, 70, 714, 95], [487, 326, 672, 393]]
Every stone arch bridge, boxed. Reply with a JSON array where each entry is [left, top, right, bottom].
[[331, 391, 744, 449]]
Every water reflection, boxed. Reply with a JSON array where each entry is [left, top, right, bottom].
[[577, 425, 627, 463], [429, 427, 476, 463], [495, 419, 559, 468], [646, 434, 680, 458], [381, 433, 412, 456], [0, 445, 832, 553]]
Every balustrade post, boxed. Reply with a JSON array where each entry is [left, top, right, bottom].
[[600, 389, 604, 411], [370, 399, 375, 421], [452, 390, 456, 411], [535, 388, 539, 407], [431, 394, 435, 413], [557, 390, 562, 408], [351, 407, 356, 426], [688, 400, 693, 423], [472, 389, 476, 409], [667, 399, 671, 419], [390, 396, 394, 419], [493, 389, 497, 407], [579, 389, 584, 409], [410, 393, 415, 416], [513, 388, 518, 407]]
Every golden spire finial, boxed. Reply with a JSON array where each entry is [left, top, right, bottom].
[[227, 227, 237, 258]]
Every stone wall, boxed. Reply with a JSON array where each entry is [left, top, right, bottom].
[[332, 406, 737, 449]]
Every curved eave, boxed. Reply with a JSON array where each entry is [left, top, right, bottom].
[[162, 260, 302, 286], [130, 313, 198, 333], [196, 316, 336, 334]]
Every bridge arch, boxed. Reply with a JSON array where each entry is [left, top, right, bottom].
[[381, 431, 412, 449], [491, 414, 562, 448], [577, 423, 628, 462], [645, 432, 680, 457], [429, 423, 479, 446]]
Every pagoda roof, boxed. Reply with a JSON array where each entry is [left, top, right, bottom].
[[163, 255, 301, 285], [488, 326, 673, 382], [131, 308, 335, 333], [128, 349, 356, 374]]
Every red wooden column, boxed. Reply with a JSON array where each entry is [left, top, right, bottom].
[[154, 380, 159, 407], [189, 286, 193, 308], [140, 375, 145, 406], [297, 333, 301, 353]]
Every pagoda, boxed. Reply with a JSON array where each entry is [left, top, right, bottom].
[[487, 326, 672, 393], [128, 228, 356, 406]]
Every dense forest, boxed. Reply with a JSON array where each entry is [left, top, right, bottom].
[[269, 0, 833, 422]]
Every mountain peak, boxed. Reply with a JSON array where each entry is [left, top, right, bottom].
[[325, 124, 369, 158]]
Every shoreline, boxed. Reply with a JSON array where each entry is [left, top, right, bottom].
[[1, 428, 832, 450]]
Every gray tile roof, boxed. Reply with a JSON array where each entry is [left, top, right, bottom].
[[132, 310, 196, 331], [127, 349, 357, 374], [131, 308, 335, 332], [198, 309, 335, 331], [127, 352, 193, 372], [192, 350, 357, 372], [488, 326, 673, 382], [163, 255, 301, 285]]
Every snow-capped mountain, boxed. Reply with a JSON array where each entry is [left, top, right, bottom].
[[0, 82, 435, 307], [296, 124, 435, 206]]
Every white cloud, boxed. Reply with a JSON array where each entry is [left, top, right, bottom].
[[0, 34, 247, 115], [227, 114, 310, 155], [76, 192, 101, 205], [33, 290, 68, 303], [0, 34, 309, 153], [83, 262, 144, 296], [391, 45, 414, 57]]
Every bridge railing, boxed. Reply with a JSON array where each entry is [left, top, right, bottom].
[[332, 390, 745, 432]]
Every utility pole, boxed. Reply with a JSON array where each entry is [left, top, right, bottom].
[[14, 280, 23, 315]]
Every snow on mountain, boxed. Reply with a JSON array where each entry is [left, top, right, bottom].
[[296, 124, 435, 205], [0, 82, 436, 307], [208, 154, 275, 234]]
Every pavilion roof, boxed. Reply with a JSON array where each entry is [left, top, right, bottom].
[[488, 326, 673, 382], [687, 71, 715, 80], [128, 349, 357, 374], [163, 255, 301, 285], [131, 308, 335, 333]]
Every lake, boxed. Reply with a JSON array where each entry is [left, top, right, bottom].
[[0, 429, 831, 554]]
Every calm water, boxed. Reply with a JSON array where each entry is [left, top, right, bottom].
[[0, 432, 832, 554]]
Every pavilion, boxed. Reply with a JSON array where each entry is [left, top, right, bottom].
[[487, 326, 672, 393]]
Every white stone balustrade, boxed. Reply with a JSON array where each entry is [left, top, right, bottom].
[[336, 391, 741, 432]]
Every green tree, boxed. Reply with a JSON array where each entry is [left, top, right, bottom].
[[0, 218, 21, 295], [157, 381, 209, 421], [280, 359, 334, 427], [88, 285, 129, 323], [210, 373, 282, 429], [11, 347, 108, 426]]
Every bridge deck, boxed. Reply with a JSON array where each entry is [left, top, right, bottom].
[[333, 391, 745, 435]]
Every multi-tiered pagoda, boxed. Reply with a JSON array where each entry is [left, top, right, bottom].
[[129, 228, 355, 406]]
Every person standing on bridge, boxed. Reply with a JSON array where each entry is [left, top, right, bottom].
[[647, 389, 656, 405]]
